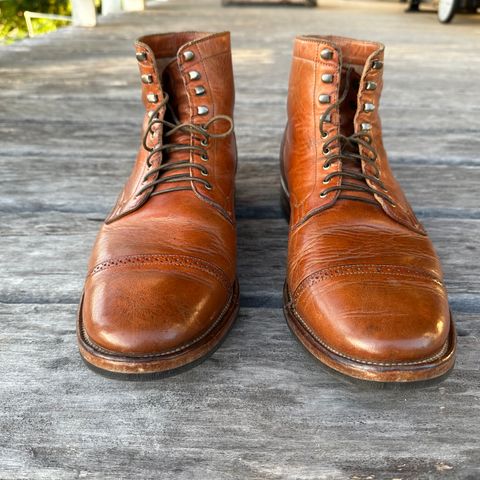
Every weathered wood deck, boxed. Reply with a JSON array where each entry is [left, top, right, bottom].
[[1, 0, 479, 478]]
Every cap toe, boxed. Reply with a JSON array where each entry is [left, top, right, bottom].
[[293, 266, 451, 366], [82, 258, 232, 357]]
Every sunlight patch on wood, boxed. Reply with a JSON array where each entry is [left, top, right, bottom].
[[232, 48, 274, 64]]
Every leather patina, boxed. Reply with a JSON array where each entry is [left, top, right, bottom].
[[77, 32, 239, 376], [281, 35, 456, 383]]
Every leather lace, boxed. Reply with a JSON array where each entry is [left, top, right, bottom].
[[319, 68, 395, 206], [137, 93, 233, 197]]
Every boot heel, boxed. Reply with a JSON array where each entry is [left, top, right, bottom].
[[280, 184, 291, 223], [279, 134, 291, 223]]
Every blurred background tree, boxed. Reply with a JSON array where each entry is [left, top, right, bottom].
[[0, 0, 100, 44], [0, 0, 71, 43]]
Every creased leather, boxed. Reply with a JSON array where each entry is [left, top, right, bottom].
[[80, 32, 237, 358], [282, 36, 452, 367]]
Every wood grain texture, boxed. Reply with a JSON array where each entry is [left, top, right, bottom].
[[0, 0, 479, 478]]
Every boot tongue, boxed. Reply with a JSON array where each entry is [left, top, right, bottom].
[[163, 59, 191, 124], [339, 65, 359, 139], [147, 58, 193, 195], [161, 59, 192, 163], [337, 65, 375, 203]]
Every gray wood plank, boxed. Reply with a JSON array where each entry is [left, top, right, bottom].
[[1, 304, 479, 480], [0, 215, 479, 316], [1, 0, 479, 478], [1, 153, 479, 216]]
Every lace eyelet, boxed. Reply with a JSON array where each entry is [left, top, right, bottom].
[[201, 139, 208, 147], [200, 168, 209, 176], [320, 191, 328, 198], [205, 183, 213, 190], [201, 154, 209, 161], [321, 131, 328, 139], [323, 177, 331, 185], [323, 162, 331, 170], [323, 147, 330, 155]]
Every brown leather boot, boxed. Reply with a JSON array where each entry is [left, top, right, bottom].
[[281, 36, 456, 383], [77, 32, 239, 377]]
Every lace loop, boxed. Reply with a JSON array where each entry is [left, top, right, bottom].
[[137, 93, 233, 198]]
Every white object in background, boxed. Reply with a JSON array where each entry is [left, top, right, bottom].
[[122, 0, 146, 11], [102, 0, 123, 15], [24, 12, 72, 37], [438, 0, 458, 22], [71, 0, 97, 26]]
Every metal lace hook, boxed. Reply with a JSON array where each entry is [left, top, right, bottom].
[[142, 94, 169, 152]]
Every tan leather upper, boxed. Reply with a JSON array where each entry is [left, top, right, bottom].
[[282, 36, 451, 366], [107, 31, 236, 223], [81, 32, 237, 356]]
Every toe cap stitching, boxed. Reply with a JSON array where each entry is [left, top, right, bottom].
[[293, 264, 444, 302], [89, 254, 230, 292]]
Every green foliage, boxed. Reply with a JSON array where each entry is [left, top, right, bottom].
[[0, 0, 71, 44]]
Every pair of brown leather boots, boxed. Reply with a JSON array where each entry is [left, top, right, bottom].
[[77, 32, 456, 384]]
